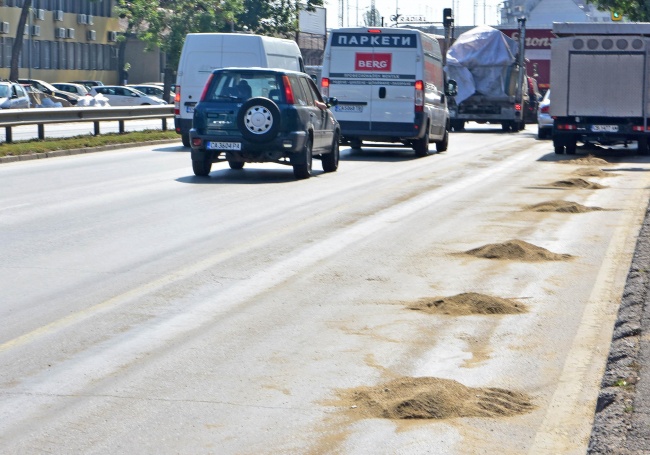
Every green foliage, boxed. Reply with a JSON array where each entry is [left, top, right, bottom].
[[115, 0, 324, 70], [587, 0, 650, 21]]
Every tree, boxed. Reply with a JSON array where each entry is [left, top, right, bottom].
[[115, 0, 324, 103], [363, 6, 382, 26], [9, 0, 32, 81], [586, 0, 650, 21]]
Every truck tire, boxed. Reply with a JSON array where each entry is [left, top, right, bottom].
[[435, 126, 449, 152], [350, 139, 362, 150], [638, 137, 650, 155], [192, 158, 212, 176], [554, 145, 564, 154], [451, 121, 465, 132], [413, 128, 430, 157], [182, 133, 190, 147], [237, 97, 281, 143], [565, 139, 577, 155], [293, 139, 313, 180]]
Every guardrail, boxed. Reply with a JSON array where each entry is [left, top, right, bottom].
[[0, 105, 174, 143]]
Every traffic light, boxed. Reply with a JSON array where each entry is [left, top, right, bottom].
[[611, 10, 622, 21], [443, 8, 453, 27]]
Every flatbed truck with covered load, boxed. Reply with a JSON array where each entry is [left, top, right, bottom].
[[551, 22, 650, 155]]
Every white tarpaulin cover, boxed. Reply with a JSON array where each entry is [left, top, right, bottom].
[[445, 25, 519, 104]]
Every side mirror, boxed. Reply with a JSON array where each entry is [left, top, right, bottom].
[[326, 97, 338, 108], [445, 79, 458, 97]]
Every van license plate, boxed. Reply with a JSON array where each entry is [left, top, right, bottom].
[[207, 142, 241, 150], [335, 105, 363, 113], [186, 106, 194, 113], [591, 125, 618, 132]]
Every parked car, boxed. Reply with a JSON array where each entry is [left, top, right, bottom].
[[0, 81, 31, 109], [127, 84, 173, 103], [71, 80, 104, 90], [88, 86, 167, 106], [537, 89, 552, 139], [189, 67, 340, 179], [18, 78, 80, 105], [52, 82, 89, 97]]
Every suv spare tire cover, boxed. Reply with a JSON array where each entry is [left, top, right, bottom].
[[237, 97, 281, 143]]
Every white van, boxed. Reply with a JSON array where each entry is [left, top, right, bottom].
[[175, 33, 305, 147], [321, 27, 457, 156]]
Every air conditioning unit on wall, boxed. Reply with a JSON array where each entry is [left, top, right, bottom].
[[108, 31, 117, 42], [87, 30, 96, 41], [66, 28, 75, 39], [31, 25, 40, 36], [87, 15, 93, 25], [54, 10, 63, 21], [0, 22, 9, 34], [55, 27, 66, 39], [35, 9, 45, 20], [77, 14, 87, 24]]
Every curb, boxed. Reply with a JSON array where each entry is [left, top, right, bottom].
[[0, 138, 182, 164]]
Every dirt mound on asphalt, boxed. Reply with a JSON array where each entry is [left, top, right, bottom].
[[574, 167, 613, 178], [561, 155, 609, 166], [464, 239, 572, 261], [526, 200, 603, 213], [339, 377, 535, 420], [549, 178, 605, 189], [409, 292, 526, 315]]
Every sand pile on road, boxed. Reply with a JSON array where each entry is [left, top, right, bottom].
[[574, 167, 613, 178], [464, 239, 572, 261], [561, 155, 609, 166], [339, 377, 535, 420], [526, 200, 603, 213], [549, 178, 605, 189], [409, 292, 526, 315]]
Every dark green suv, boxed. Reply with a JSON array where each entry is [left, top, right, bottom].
[[189, 68, 340, 179]]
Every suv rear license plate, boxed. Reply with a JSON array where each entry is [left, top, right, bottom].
[[335, 105, 363, 113], [591, 125, 618, 132], [207, 141, 241, 151]]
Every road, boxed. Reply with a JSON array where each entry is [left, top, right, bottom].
[[1, 125, 650, 454]]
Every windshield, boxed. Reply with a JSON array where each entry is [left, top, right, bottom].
[[206, 71, 282, 102]]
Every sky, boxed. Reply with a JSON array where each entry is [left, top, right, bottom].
[[322, 0, 503, 29]]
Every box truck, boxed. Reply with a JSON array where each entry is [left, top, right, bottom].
[[550, 22, 650, 154]]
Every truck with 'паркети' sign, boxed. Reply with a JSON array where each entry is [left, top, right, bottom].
[[550, 22, 650, 155]]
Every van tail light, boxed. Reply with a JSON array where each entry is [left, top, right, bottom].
[[282, 75, 295, 104], [199, 74, 214, 102], [515, 103, 522, 111], [321, 77, 330, 97], [174, 85, 180, 115], [414, 80, 424, 113]]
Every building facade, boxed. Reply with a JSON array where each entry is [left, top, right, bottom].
[[0, 0, 121, 83]]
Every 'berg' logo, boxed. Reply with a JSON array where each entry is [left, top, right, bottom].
[[355, 53, 392, 72]]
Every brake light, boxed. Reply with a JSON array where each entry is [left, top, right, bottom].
[[199, 74, 214, 102], [321, 77, 330, 97], [367, 29, 382, 34], [540, 105, 549, 114], [556, 124, 577, 130], [174, 85, 180, 115], [282, 75, 295, 104], [414, 80, 424, 113], [515, 103, 522, 111]]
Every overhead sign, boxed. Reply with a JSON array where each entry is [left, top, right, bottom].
[[398, 15, 428, 23], [299, 6, 326, 36]]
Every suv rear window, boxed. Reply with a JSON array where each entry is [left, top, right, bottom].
[[205, 71, 283, 102]]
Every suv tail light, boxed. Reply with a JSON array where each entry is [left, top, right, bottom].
[[414, 80, 424, 113], [282, 75, 295, 104], [174, 85, 180, 115], [321, 77, 330, 97], [199, 74, 214, 102]]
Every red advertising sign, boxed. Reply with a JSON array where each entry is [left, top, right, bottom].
[[355, 53, 392, 71]]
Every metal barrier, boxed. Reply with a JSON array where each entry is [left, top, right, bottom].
[[0, 105, 174, 143]]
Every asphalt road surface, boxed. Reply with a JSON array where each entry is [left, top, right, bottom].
[[2, 125, 650, 454]]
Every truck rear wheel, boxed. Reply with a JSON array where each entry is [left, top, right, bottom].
[[638, 137, 650, 155]]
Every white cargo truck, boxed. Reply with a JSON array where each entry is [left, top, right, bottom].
[[551, 22, 650, 154], [320, 27, 457, 156]]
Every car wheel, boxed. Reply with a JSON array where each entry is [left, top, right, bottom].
[[237, 97, 281, 143], [182, 133, 191, 148], [228, 160, 245, 170], [322, 133, 340, 173], [451, 121, 465, 131], [293, 139, 313, 180], [413, 126, 430, 157], [192, 158, 212, 176], [435, 126, 449, 152]]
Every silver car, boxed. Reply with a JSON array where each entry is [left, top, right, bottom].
[[88, 86, 167, 106], [0, 82, 31, 109], [537, 89, 552, 139]]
